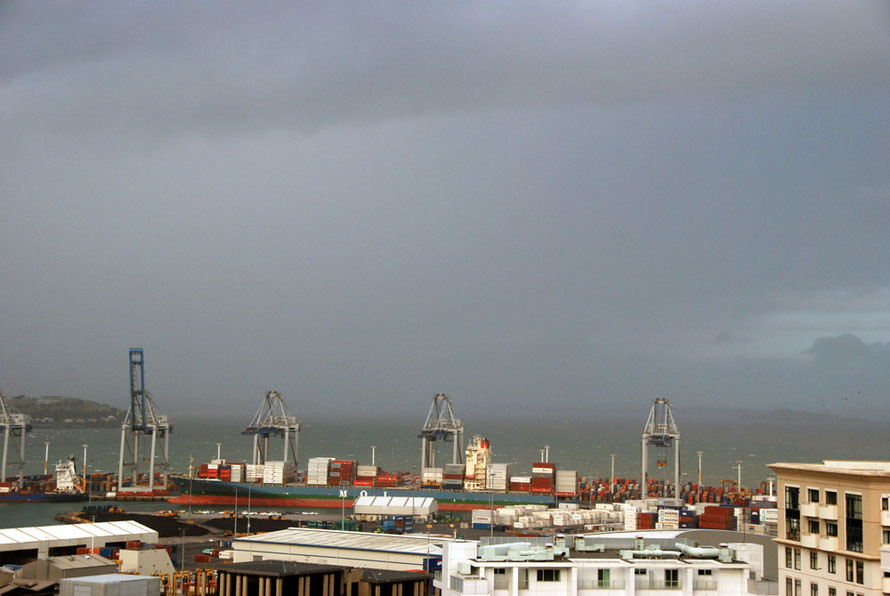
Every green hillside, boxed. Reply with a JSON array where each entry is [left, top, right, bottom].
[[7, 395, 126, 427]]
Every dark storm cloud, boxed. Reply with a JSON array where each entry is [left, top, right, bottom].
[[1, 2, 890, 422]]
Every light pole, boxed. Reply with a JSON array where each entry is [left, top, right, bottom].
[[610, 453, 616, 494], [82, 444, 90, 503], [736, 460, 743, 492], [234, 488, 238, 537], [247, 483, 251, 535], [44, 441, 50, 476], [188, 455, 193, 520], [180, 529, 186, 573], [697, 451, 703, 503]]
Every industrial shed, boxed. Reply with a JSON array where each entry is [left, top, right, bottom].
[[0, 521, 157, 566], [231, 528, 446, 572], [353, 497, 437, 522]]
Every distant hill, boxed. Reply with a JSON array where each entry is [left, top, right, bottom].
[[7, 395, 126, 427]]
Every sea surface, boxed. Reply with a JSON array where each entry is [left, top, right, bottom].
[[2, 413, 886, 529]]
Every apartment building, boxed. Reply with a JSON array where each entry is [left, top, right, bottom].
[[435, 534, 758, 596], [768, 461, 890, 596]]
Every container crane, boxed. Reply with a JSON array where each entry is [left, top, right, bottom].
[[641, 397, 680, 498], [241, 390, 301, 466], [418, 393, 464, 473], [0, 391, 31, 487], [117, 348, 172, 494]]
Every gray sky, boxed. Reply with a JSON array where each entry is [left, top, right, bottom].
[[2, 2, 889, 422]]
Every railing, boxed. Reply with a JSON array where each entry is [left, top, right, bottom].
[[799, 503, 819, 517], [434, 570, 442, 583], [450, 576, 489, 594], [818, 505, 838, 520], [637, 580, 682, 590], [694, 580, 717, 590], [800, 534, 819, 548], [493, 576, 509, 590], [579, 580, 627, 589], [818, 535, 838, 551], [881, 510, 890, 527]]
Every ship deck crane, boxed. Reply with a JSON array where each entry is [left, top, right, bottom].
[[242, 390, 301, 466], [0, 391, 31, 488], [117, 348, 172, 494], [641, 397, 680, 498], [418, 393, 464, 473]]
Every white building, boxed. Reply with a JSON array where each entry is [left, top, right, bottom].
[[231, 527, 451, 572], [436, 534, 763, 596]]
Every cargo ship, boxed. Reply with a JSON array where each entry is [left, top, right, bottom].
[[168, 436, 566, 512], [0, 457, 88, 503]]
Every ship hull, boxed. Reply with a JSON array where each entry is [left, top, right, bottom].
[[0, 491, 87, 503], [169, 476, 555, 511]]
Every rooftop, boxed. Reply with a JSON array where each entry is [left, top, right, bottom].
[[0, 521, 156, 547], [207, 560, 345, 577], [769, 461, 890, 476], [234, 527, 446, 556]]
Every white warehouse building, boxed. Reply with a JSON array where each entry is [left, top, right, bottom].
[[436, 533, 769, 596]]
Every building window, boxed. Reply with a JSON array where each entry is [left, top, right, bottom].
[[635, 569, 648, 576], [825, 491, 837, 505], [786, 548, 793, 568], [828, 555, 836, 574], [883, 528, 890, 544], [794, 549, 801, 570], [855, 561, 863, 585], [786, 486, 801, 540], [795, 579, 802, 596], [828, 588, 835, 596], [809, 488, 820, 503], [845, 560, 854, 582], [597, 569, 611, 587], [845, 494, 863, 553], [537, 569, 560, 582], [826, 522, 838, 537], [698, 570, 712, 576], [787, 578, 793, 596], [810, 552, 818, 570], [665, 569, 679, 588], [809, 519, 821, 534], [882, 496, 889, 511], [811, 583, 818, 596]]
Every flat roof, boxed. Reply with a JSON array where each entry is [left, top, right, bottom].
[[208, 560, 345, 577], [769, 461, 890, 477], [234, 528, 445, 556], [0, 521, 156, 547]]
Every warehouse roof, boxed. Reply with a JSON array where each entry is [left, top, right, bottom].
[[234, 528, 446, 556], [0, 521, 156, 548], [353, 496, 437, 515]]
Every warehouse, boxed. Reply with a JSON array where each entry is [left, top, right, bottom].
[[352, 496, 437, 522], [0, 521, 157, 566], [231, 528, 448, 572]]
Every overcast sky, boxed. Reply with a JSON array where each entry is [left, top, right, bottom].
[[2, 2, 889, 422]]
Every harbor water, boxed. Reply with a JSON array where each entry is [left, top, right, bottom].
[[2, 413, 887, 528]]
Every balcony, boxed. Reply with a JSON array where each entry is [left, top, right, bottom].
[[636, 581, 682, 590], [450, 576, 490, 594], [579, 580, 626, 590], [881, 510, 890, 527], [800, 503, 819, 517], [884, 577, 890, 594], [801, 534, 819, 548], [818, 505, 838, 520], [818, 535, 838, 551], [693, 581, 718, 591]]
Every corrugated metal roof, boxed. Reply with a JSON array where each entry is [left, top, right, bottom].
[[0, 521, 156, 546], [235, 528, 445, 556]]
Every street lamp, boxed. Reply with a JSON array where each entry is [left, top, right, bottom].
[[82, 444, 90, 503]]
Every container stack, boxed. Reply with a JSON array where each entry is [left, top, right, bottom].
[[263, 460, 296, 485], [307, 458, 332, 486], [245, 464, 264, 483], [637, 511, 657, 529], [510, 476, 531, 493], [487, 463, 511, 493], [328, 460, 356, 487], [657, 508, 680, 529], [443, 464, 465, 490], [229, 463, 244, 483], [355, 465, 378, 487], [421, 467, 443, 488], [698, 505, 735, 529], [530, 462, 555, 495], [555, 470, 578, 498], [375, 473, 401, 488]]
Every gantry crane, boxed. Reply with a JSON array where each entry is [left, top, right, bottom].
[[242, 390, 301, 466], [418, 393, 464, 472], [117, 348, 172, 493], [0, 391, 31, 487], [641, 397, 681, 498]]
